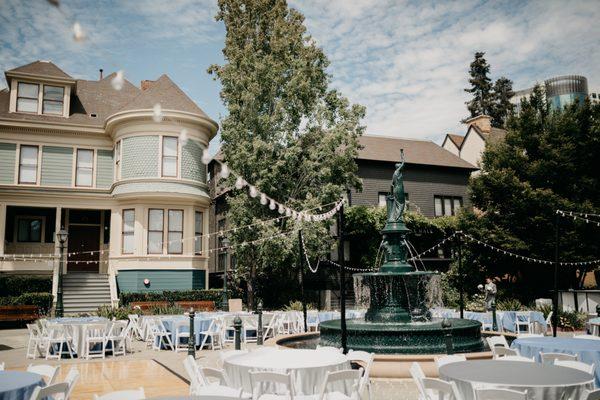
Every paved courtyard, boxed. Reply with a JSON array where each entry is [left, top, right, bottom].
[[0, 328, 419, 399]]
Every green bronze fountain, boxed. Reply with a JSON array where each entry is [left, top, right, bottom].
[[319, 151, 484, 354]]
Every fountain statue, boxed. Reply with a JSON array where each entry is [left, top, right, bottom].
[[319, 151, 484, 354]]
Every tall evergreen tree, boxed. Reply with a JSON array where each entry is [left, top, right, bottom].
[[208, 0, 365, 308], [490, 76, 514, 127], [464, 52, 493, 118]]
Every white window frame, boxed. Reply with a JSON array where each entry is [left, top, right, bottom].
[[16, 82, 40, 114], [122, 209, 135, 254], [194, 210, 203, 255], [18, 144, 40, 184], [42, 85, 65, 116], [167, 209, 184, 254], [160, 136, 179, 178], [434, 195, 463, 217], [15, 216, 45, 243], [75, 148, 95, 187], [147, 208, 164, 254]]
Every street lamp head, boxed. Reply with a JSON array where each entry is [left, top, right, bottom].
[[57, 229, 68, 244], [222, 237, 230, 248]]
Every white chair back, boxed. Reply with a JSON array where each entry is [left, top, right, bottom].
[[583, 389, 600, 400], [318, 368, 363, 400], [250, 371, 295, 399], [195, 395, 241, 400], [183, 355, 204, 393], [540, 352, 577, 363], [30, 382, 69, 400], [27, 364, 60, 384], [475, 388, 527, 400], [409, 362, 429, 400], [93, 387, 145, 400], [64, 367, 80, 399], [500, 355, 535, 362], [486, 335, 508, 349], [554, 359, 595, 375], [200, 367, 231, 387], [435, 354, 466, 368], [574, 334, 600, 341], [493, 347, 519, 359], [421, 377, 463, 400]]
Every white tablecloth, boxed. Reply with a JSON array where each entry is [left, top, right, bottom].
[[48, 317, 109, 355], [0, 371, 45, 400], [223, 348, 350, 395], [439, 360, 594, 400]]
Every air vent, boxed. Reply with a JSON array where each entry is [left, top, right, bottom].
[[90, 113, 97, 118]]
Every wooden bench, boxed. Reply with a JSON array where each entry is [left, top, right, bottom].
[[175, 300, 216, 312], [129, 301, 169, 314], [0, 305, 39, 322]]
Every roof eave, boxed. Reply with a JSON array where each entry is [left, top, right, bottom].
[[355, 157, 478, 170], [5, 71, 77, 86]]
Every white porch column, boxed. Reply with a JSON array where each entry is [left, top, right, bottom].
[[52, 206, 62, 309], [0, 203, 6, 255]]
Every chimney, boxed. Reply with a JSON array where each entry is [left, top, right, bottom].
[[465, 115, 492, 134], [141, 80, 155, 91], [99, 69, 103, 80]]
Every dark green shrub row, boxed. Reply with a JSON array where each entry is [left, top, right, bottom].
[[119, 289, 224, 306], [0, 275, 52, 297], [0, 292, 54, 315]]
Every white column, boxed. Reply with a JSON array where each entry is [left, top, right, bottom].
[[54, 207, 61, 256], [0, 203, 6, 255]]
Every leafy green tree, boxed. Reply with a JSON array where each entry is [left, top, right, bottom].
[[208, 0, 365, 309], [460, 89, 600, 300], [490, 77, 514, 127], [464, 52, 493, 119]]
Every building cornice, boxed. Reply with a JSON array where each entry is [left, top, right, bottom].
[[5, 71, 76, 86], [0, 118, 105, 135]]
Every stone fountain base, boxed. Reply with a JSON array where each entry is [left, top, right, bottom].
[[319, 318, 485, 354]]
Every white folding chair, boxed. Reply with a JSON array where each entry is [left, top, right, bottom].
[[30, 382, 69, 400], [475, 388, 527, 400], [150, 318, 174, 351], [307, 312, 320, 332], [316, 345, 343, 353], [574, 334, 600, 341], [516, 333, 543, 339], [218, 349, 249, 368], [83, 323, 107, 359], [200, 318, 224, 350], [347, 350, 374, 400], [486, 335, 508, 349], [554, 359, 595, 375], [27, 364, 60, 385], [63, 367, 80, 400], [492, 347, 519, 359], [195, 395, 242, 400], [243, 318, 258, 343], [545, 311, 553, 335], [262, 313, 282, 341], [540, 352, 577, 363], [515, 312, 532, 334], [499, 355, 535, 362], [183, 355, 204, 395], [93, 387, 145, 399], [421, 377, 463, 400], [583, 389, 600, 400], [26, 323, 46, 359], [105, 321, 129, 357], [317, 368, 363, 400], [44, 324, 74, 360], [128, 314, 144, 339], [409, 362, 431, 400], [174, 320, 191, 353], [250, 371, 296, 400], [435, 354, 466, 369]]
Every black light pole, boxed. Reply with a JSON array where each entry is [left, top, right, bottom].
[[187, 308, 196, 357], [338, 204, 347, 354], [221, 237, 230, 312], [457, 233, 464, 319], [55, 229, 68, 318], [299, 230, 308, 332], [553, 213, 560, 337]]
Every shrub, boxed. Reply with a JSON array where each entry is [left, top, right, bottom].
[[0, 275, 52, 297], [119, 289, 224, 306], [150, 305, 185, 315], [558, 310, 587, 331], [496, 298, 526, 311], [283, 300, 315, 311], [536, 304, 553, 319], [0, 292, 54, 315], [465, 293, 486, 312], [97, 305, 140, 320]]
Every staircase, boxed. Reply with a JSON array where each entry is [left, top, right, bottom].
[[62, 273, 112, 314]]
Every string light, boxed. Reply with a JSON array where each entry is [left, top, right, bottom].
[[556, 210, 600, 227]]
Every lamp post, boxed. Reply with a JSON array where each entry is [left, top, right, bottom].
[[187, 307, 196, 357], [221, 237, 230, 312], [56, 229, 68, 318], [256, 300, 264, 345]]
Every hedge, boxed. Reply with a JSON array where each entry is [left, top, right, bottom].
[[0, 275, 52, 297], [119, 289, 224, 306], [0, 293, 54, 315]]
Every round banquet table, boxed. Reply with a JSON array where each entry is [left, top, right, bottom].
[[0, 371, 45, 400], [439, 360, 594, 400], [48, 316, 109, 356], [512, 337, 600, 387], [223, 348, 351, 395]]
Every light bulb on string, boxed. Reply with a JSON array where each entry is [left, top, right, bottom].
[[235, 176, 245, 190], [269, 199, 276, 210], [260, 193, 268, 205], [221, 164, 230, 178], [278, 205, 285, 214], [201, 149, 212, 165], [249, 186, 258, 198], [180, 128, 189, 145]]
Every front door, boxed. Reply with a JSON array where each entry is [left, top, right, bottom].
[[67, 225, 100, 272]]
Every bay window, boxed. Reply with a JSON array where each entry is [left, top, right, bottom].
[[167, 210, 183, 254], [17, 83, 39, 113], [122, 209, 135, 254], [76, 149, 94, 187], [19, 145, 38, 184], [148, 209, 164, 254], [194, 211, 203, 254], [162, 136, 178, 177]]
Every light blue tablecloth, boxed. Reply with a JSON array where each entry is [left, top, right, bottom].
[[430, 309, 546, 332], [307, 310, 365, 324], [512, 337, 600, 387], [160, 317, 213, 349], [500, 311, 546, 332], [48, 316, 108, 324], [0, 371, 45, 400]]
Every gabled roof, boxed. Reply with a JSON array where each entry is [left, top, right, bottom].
[[447, 134, 464, 148], [357, 135, 477, 170], [6, 60, 72, 79], [118, 74, 208, 117], [468, 124, 507, 144]]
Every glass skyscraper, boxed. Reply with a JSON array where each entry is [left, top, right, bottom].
[[511, 75, 590, 112]]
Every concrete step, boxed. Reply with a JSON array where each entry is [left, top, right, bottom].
[[62, 273, 111, 314]]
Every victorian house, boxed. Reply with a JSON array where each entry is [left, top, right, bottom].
[[0, 61, 217, 313]]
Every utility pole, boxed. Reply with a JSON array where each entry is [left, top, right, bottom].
[[299, 230, 308, 332], [338, 203, 347, 354]]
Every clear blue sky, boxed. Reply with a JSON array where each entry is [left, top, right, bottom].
[[1, 0, 599, 154]]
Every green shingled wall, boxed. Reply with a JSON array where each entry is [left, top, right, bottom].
[[116, 269, 206, 293], [121, 136, 159, 179], [96, 149, 113, 188], [41, 146, 73, 186], [181, 139, 206, 183], [0, 142, 16, 184]]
